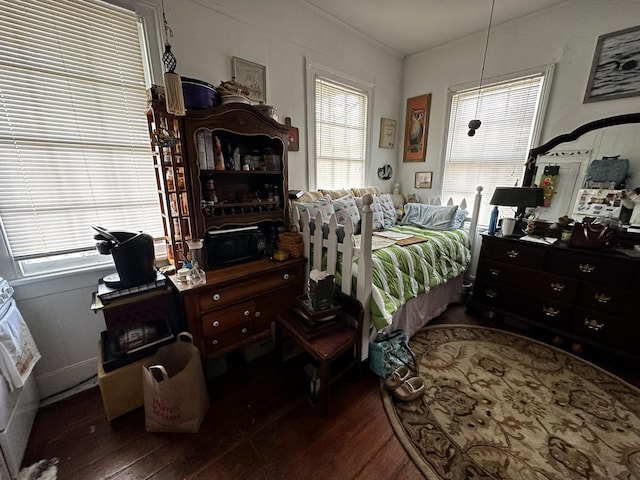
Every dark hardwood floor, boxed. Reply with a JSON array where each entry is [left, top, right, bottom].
[[22, 303, 640, 479]]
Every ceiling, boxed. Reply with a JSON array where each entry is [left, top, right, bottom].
[[301, 0, 569, 56]]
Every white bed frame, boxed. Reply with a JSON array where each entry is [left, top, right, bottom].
[[293, 186, 483, 360]]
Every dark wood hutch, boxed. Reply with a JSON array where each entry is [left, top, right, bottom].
[[146, 96, 304, 362]]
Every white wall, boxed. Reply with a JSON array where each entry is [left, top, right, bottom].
[[7, 0, 403, 400], [399, 0, 640, 203], [164, 0, 403, 192]]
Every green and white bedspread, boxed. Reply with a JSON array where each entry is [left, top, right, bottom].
[[362, 225, 470, 331]]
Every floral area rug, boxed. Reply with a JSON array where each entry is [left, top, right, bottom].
[[381, 325, 640, 479]]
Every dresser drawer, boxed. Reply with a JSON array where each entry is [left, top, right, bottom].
[[198, 268, 299, 311], [205, 322, 253, 355], [480, 238, 546, 269], [519, 294, 573, 329], [472, 280, 572, 328], [254, 285, 299, 331], [201, 300, 256, 336], [572, 307, 638, 354], [577, 283, 634, 315], [478, 259, 578, 302], [472, 280, 528, 313], [546, 251, 635, 287]]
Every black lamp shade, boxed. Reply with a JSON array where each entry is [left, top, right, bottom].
[[490, 187, 544, 207]]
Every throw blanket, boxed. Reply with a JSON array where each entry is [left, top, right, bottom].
[[358, 225, 470, 330]]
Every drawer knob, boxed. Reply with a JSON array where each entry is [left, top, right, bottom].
[[584, 318, 605, 331], [594, 293, 611, 303], [211, 339, 218, 345], [241, 327, 248, 334], [212, 320, 220, 327], [485, 289, 497, 299], [243, 310, 250, 317], [578, 263, 595, 273], [506, 250, 519, 258], [212, 293, 221, 301], [550, 282, 565, 292], [489, 268, 501, 276], [542, 306, 559, 317], [283, 273, 290, 280]]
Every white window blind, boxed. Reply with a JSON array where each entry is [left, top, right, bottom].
[[0, 0, 162, 270], [315, 77, 368, 189], [442, 74, 546, 223]]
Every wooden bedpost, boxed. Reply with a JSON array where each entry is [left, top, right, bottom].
[[466, 185, 484, 280], [358, 194, 373, 361]]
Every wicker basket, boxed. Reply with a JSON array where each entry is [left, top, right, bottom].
[[278, 230, 303, 258]]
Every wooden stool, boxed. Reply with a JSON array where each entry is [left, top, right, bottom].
[[275, 291, 364, 415]]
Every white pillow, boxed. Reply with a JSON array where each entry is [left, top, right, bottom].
[[377, 193, 397, 228], [295, 194, 335, 222], [332, 193, 361, 231], [401, 203, 459, 230], [355, 196, 385, 231], [453, 207, 467, 229]]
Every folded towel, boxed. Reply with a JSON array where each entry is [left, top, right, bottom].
[[0, 300, 41, 391]]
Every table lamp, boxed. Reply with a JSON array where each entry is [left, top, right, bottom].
[[488, 187, 544, 235]]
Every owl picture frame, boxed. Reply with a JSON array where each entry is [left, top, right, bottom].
[[403, 94, 431, 162]]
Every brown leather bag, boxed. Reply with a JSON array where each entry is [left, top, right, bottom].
[[568, 218, 619, 252]]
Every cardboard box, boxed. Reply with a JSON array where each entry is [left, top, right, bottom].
[[97, 341, 156, 421]]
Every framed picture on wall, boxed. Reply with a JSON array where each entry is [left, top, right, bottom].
[[584, 25, 640, 103], [232, 57, 266, 103], [415, 171, 433, 189], [378, 118, 397, 148], [403, 94, 431, 162]]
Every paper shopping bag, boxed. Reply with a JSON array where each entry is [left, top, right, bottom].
[[143, 332, 209, 433]]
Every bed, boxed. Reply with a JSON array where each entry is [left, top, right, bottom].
[[292, 186, 483, 360]]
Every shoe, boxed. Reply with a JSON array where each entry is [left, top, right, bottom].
[[384, 365, 411, 391], [393, 376, 425, 402]]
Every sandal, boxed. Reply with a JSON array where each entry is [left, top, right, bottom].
[[384, 365, 412, 391], [393, 376, 425, 402]]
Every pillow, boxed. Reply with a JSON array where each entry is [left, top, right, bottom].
[[351, 186, 381, 197], [332, 193, 361, 230], [453, 207, 468, 229], [377, 193, 397, 228], [297, 191, 325, 202], [400, 203, 459, 230], [294, 194, 335, 222], [319, 188, 352, 200], [355, 196, 385, 231]]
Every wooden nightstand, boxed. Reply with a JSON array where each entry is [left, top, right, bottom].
[[275, 291, 364, 415]]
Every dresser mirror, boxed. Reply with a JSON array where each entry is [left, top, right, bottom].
[[523, 113, 640, 225]]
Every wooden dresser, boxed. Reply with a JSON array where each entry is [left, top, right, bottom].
[[469, 234, 640, 359], [169, 257, 305, 362]]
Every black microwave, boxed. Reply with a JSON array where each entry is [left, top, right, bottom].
[[205, 226, 266, 268]]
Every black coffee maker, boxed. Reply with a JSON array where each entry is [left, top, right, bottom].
[[92, 225, 156, 288]]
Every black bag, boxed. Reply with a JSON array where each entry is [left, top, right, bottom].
[[568, 217, 618, 252], [368, 330, 416, 378]]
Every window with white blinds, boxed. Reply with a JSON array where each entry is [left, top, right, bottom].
[[442, 71, 551, 224], [313, 76, 369, 190], [0, 0, 162, 276]]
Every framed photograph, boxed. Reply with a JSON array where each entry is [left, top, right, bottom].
[[378, 118, 397, 149], [403, 94, 431, 162], [584, 25, 640, 103], [414, 171, 433, 189], [232, 57, 266, 103]]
